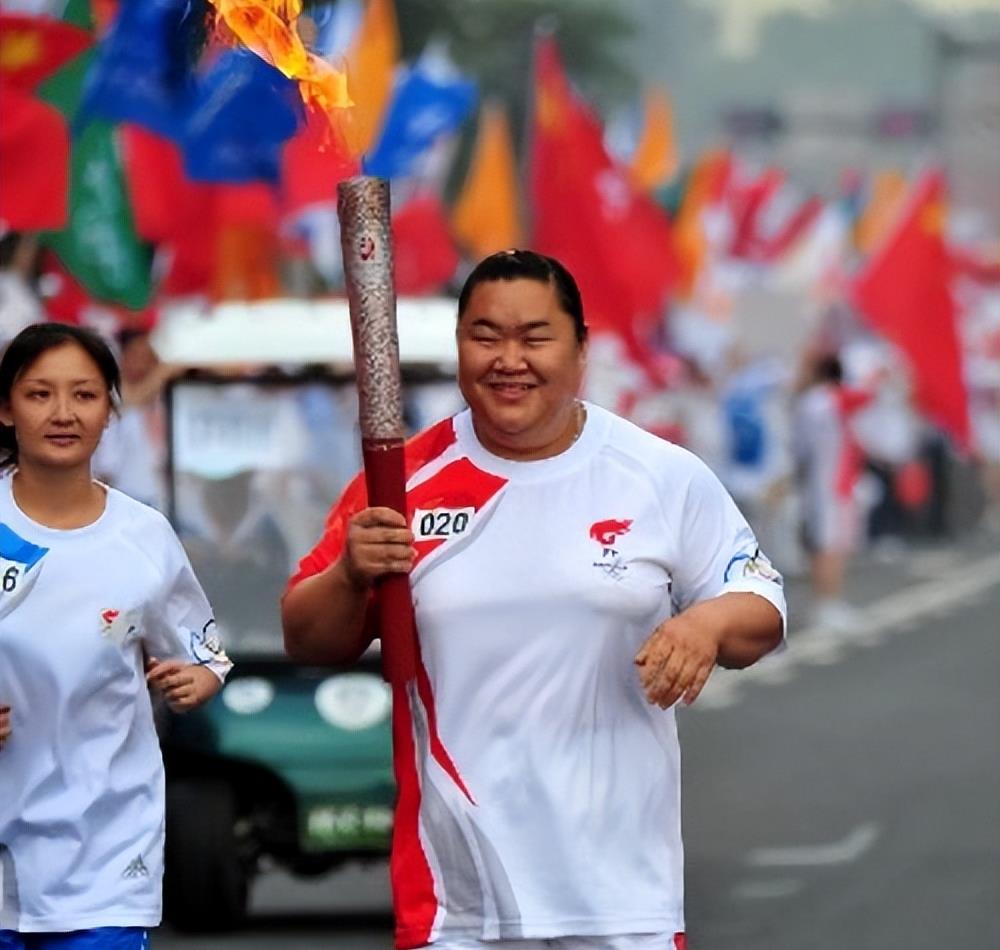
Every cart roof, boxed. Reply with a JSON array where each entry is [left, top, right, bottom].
[[151, 296, 459, 369]]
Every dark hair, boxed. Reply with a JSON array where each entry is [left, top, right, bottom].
[[0, 323, 121, 472], [814, 354, 843, 384], [457, 249, 588, 344]]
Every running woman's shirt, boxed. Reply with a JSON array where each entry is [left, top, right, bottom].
[[0, 475, 231, 932], [288, 403, 786, 949]]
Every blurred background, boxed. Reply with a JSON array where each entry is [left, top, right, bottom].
[[1, 0, 998, 947]]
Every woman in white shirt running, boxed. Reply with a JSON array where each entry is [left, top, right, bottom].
[[0, 323, 232, 949]]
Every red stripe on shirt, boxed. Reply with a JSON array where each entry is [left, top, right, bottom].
[[390, 681, 438, 949], [285, 417, 459, 591]]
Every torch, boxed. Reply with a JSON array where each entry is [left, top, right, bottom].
[[337, 176, 417, 685]]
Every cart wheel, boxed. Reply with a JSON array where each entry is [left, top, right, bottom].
[[163, 779, 248, 931]]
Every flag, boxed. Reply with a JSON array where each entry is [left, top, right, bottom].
[[280, 103, 359, 218], [451, 102, 522, 259], [120, 124, 214, 243], [0, 12, 90, 91], [852, 170, 970, 448], [530, 37, 676, 378], [853, 169, 907, 254], [392, 192, 458, 294], [727, 166, 783, 259], [628, 87, 678, 193], [77, 0, 197, 139], [334, 0, 399, 158], [363, 49, 476, 180], [182, 49, 301, 184], [0, 85, 70, 229], [670, 148, 731, 298], [37, 17, 153, 309], [752, 194, 824, 262]]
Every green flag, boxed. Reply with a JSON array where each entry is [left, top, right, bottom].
[[38, 0, 153, 310]]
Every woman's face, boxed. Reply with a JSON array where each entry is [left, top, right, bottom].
[[457, 277, 586, 460], [0, 342, 113, 474]]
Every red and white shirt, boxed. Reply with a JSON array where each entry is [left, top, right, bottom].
[[288, 403, 786, 948]]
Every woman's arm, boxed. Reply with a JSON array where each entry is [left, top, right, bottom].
[[281, 506, 415, 665], [636, 592, 784, 709]]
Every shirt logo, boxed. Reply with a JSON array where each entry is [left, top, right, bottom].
[[100, 607, 140, 647], [590, 518, 633, 580], [724, 547, 783, 586], [122, 854, 149, 879], [589, 518, 633, 547]]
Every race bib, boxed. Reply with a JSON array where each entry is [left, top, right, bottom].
[[0, 524, 48, 619]]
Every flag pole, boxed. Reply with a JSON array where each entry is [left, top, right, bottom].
[[337, 175, 417, 684]]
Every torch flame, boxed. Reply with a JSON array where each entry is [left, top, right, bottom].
[[209, 0, 352, 116]]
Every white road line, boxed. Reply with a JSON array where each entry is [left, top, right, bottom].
[[695, 554, 1000, 710], [747, 822, 880, 868], [731, 878, 804, 900]]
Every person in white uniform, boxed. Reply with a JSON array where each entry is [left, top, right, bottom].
[[282, 251, 786, 950], [0, 324, 232, 950]]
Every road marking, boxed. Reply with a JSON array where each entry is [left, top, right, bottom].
[[747, 822, 880, 868], [732, 878, 804, 899], [696, 554, 1000, 709]]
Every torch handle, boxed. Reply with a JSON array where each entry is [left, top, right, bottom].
[[362, 439, 417, 683]]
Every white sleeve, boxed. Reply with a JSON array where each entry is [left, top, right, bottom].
[[143, 528, 233, 682], [670, 454, 787, 634]]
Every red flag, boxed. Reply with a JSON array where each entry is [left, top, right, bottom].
[[727, 166, 783, 259], [852, 170, 970, 448], [529, 37, 675, 379], [0, 13, 91, 91], [281, 104, 359, 219], [120, 125, 214, 243], [0, 87, 69, 230], [392, 193, 459, 295]]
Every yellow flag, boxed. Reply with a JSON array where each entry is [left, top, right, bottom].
[[451, 103, 523, 259], [854, 170, 907, 254], [628, 87, 678, 193], [332, 0, 400, 158]]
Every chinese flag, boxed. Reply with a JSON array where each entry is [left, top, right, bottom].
[[392, 193, 459, 295], [0, 87, 69, 230], [529, 37, 675, 376], [853, 170, 970, 449], [0, 13, 91, 91]]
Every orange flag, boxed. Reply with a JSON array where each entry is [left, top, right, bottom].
[[336, 0, 399, 158], [854, 169, 907, 254], [853, 170, 970, 448], [628, 87, 678, 193], [671, 148, 731, 298], [451, 102, 522, 259]]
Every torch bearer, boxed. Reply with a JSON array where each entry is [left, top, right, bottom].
[[337, 176, 417, 685]]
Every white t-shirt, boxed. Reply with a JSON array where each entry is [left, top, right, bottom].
[[0, 475, 231, 932], [290, 403, 786, 949]]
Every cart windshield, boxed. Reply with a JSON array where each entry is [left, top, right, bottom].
[[168, 375, 462, 656]]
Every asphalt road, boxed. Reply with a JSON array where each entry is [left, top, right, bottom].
[[156, 534, 1000, 950]]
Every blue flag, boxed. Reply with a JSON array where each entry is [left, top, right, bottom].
[[182, 50, 302, 184], [79, 0, 198, 139], [363, 56, 476, 180]]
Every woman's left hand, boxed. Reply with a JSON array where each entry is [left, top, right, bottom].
[[145, 658, 222, 712], [635, 613, 720, 709]]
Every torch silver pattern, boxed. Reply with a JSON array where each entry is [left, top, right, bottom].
[[338, 176, 406, 441]]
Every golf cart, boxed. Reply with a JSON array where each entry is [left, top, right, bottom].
[[150, 296, 463, 930]]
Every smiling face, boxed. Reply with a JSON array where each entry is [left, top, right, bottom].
[[0, 341, 113, 476], [457, 277, 587, 460]]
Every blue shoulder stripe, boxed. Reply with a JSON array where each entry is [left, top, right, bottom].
[[0, 523, 49, 569]]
